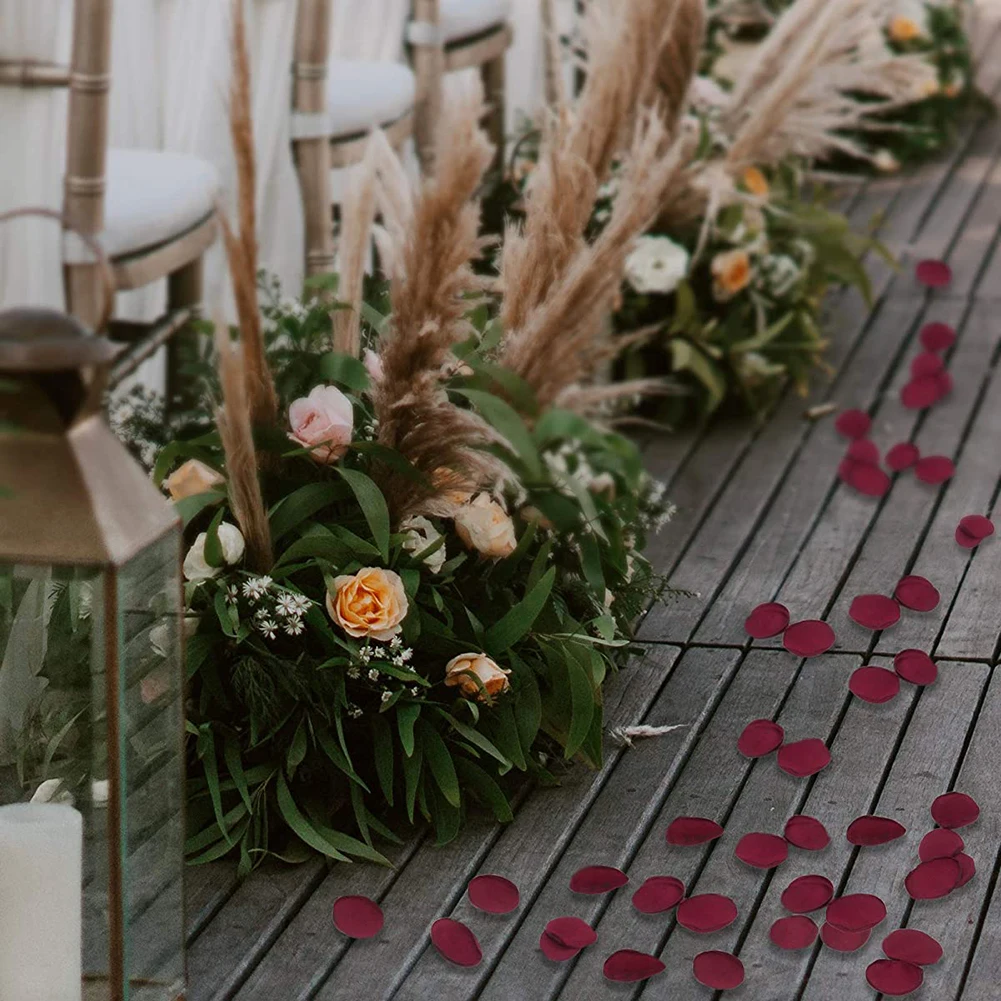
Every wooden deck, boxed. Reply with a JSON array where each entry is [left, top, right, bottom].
[[181, 19, 1001, 1001]]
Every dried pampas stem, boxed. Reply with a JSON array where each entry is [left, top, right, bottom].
[[213, 320, 273, 573], [332, 139, 379, 357], [224, 0, 277, 427], [655, 0, 706, 136]]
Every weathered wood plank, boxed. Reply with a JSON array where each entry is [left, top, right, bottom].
[[900, 667, 1001, 1001], [185, 864, 239, 945], [308, 645, 683, 1001], [829, 297, 1000, 654], [467, 649, 790, 1001], [797, 661, 988, 1001], [567, 653, 860, 1001]]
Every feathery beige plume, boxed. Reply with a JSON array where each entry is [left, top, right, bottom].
[[371, 86, 508, 519], [213, 320, 273, 573], [654, 0, 706, 136], [502, 111, 687, 410], [222, 0, 277, 427], [332, 140, 379, 357]]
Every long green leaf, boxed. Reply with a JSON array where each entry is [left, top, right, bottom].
[[269, 482, 349, 541], [397, 703, 421, 757], [223, 735, 253, 813], [371, 714, 395, 806], [418, 722, 460, 808], [454, 758, 514, 823], [484, 567, 556, 652], [437, 711, 511, 767], [275, 771, 350, 861], [455, 388, 543, 479], [564, 655, 595, 759], [335, 467, 391, 561]]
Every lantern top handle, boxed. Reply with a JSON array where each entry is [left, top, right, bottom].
[[0, 207, 116, 356]]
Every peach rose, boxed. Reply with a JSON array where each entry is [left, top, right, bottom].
[[454, 493, 517, 558], [164, 459, 224, 501], [711, 249, 752, 301], [444, 652, 511, 700], [742, 166, 769, 199], [326, 567, 408, 641], [888, 15, 922, 43], [288, 385, 354, 464]]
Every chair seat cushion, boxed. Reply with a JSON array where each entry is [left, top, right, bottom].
[[327, 61, 416, 139], [104, 149, 220, 260], [440, 0, 510, 43]]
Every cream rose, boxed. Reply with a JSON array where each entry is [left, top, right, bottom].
[[183, 523, 245, 582], [624, 235, 690, 296], [326, 567, 408, 641], [164, 459, 224, 502], [454, 493, 518, 558], [288, 385, 354, 464], [444, 652, 511, 701], [401, 515, 446, 574]]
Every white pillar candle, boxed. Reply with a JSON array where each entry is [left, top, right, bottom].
[[0, 803, 83, 1001]]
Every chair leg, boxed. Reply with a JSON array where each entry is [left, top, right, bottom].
[[64, 262, 109, 333], [480, 52, 506, 176], [166, 255, 203, 410], [413, 42, 444, 171]]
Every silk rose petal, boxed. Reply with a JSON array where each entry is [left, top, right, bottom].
[[288, 384, 354, 463], [326, 568, 408, 641], [164, 458, 224, 501]]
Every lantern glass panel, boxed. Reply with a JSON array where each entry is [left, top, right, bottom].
[[0, 526, 185, 1001]]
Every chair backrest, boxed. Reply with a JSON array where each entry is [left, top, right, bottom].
[[0, 0, 113, 326]]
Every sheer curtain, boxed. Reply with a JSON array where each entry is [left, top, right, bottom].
[[0, 0, 74, 310]]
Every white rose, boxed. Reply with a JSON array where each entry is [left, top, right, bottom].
[[624, 235, 690, 295], [454, 493, 518, 559], [401, 515, 446, 573], [873, 149, 900, 173], [183, 523, 246, 581]]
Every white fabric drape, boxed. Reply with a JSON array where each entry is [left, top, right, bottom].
[[0, 0, 74, 310]]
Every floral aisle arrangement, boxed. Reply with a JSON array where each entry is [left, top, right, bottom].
[[707, 0, 978, 169], [140, 8, 679, 871]]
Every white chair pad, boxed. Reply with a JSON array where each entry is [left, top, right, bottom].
[[104, 149, 220, 260], [440, 0, 510, 43], [327, 61, 416, 139]]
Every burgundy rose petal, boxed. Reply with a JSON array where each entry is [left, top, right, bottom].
[[735, 832, 789, 869], [894, 649, 938, 686], [894, 575, 940, 612], [916, 259, 952, 288], [333, 895, 384, 939], [781, 874, 835, 913], [920, 321, 956, 352], [919, 828, 964, 861], [467, 874, 520, 914], [847, 816, 907, 846], [431, 918, 482, 967], [785, 815, 831, 851], [677, 894, 739, 933], [826, 894, 887, 932], [693, 951, 745, 989], [770, 916, 819, 950], [539, 931, 580, 962], [821, 922, 871, 952], [848, 461, 892, 497], [905, 858, 962, 899], [931, 792, 980, 829], [569, 865, 629, 894], [886, 442, 920, 472], [835, 409, 871, 439], [744, 602, 792, 639], [603, 950, 666, 983], [632, 876, 686, 914], [957, 515, 994, 550], [849, 594, 902, 630], [915, 455, 956, 485], [901, 376, 943, 410], [882, 929, 943, 966], [666, 817, 725, 846], [955, 853, 976, 887], [778, 738, 832, 777], [911, 352, 944, 377], [783, 620, 836, 658], [936, 370, 954, 398], [738, 718, 785, 758], [850, 666, 901, 704], [867, 958, 925, 996], [544, 916, 597, 949], [848, 439, 880, 464]]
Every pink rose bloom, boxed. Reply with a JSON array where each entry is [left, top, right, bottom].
[[288, 385, 354, 463], [363, 348, 385, 384]]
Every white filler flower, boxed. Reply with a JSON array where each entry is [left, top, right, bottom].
[[624, 236, 691, 295]]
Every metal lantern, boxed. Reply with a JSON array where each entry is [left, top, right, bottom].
[[0, 301, 186, 1001]]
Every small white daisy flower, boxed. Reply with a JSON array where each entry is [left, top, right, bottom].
[[380, 690, 393, 704]]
